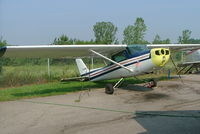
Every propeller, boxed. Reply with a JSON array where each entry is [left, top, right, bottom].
[[170, 55, 184, 83]]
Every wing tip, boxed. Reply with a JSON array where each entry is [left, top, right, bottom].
[[0, 46, 7, 57]]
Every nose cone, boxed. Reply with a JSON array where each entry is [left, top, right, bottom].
[[151, 48, 170, 67]]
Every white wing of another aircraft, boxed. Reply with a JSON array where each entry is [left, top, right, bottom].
[[147, 44, 200, 51]]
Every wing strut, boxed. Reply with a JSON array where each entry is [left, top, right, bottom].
[[90, 49, 134, 73]]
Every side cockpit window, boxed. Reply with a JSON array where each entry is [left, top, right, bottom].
[[111, 51, 126, 62]]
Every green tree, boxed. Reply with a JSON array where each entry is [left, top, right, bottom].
[[176, 30, 192, 61], [123, 17, 147, 44], [0, 37, 8, 73], [73, 39, 96, 44], [0, 37, 7, 47], [122, 25, 134, 44], [178, 30, 192, 44], [188, 38, 200, 44], [53, 34, 73, 45], [152, 34, 171, 44], [93, 22, 117, 44]]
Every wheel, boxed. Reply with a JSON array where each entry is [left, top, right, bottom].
[[105, 84, 114, 94], [149, 79, 157, 87]]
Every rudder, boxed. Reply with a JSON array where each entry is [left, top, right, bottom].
[[75, 58, 89, 76]]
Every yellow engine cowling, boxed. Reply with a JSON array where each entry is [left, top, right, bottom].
[[151, 48, 170, 67]]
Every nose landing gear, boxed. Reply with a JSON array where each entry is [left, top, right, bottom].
[[144, 79, 157, 88]]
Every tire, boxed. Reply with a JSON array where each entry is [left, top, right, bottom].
[[105, 84, 114, 94], [150, 79, 157, 87]]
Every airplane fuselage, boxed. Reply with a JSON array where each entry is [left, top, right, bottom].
[[80, 45, 170, 81]]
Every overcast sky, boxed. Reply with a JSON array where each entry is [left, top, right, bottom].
[[0, 0, 200, 45]]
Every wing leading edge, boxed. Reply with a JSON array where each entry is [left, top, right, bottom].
[[0, 45, 127, 58]]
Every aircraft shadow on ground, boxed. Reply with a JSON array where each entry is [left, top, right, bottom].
[[134, 110, 200, 134], [121, 84, 153, 92]]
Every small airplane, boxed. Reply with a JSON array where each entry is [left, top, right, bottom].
[[178, 49, 200, 74], [1, 44, 200, 94]]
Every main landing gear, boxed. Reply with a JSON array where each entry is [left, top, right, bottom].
[[105, 78, 157, 95], [105, 84, 114, 94], [105, 78, 124, 94]]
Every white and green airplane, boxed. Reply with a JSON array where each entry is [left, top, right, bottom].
[[1, 44, 200, 94]]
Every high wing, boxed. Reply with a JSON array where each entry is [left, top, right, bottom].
[[147, 44, 200, 51], [0, 45, 127, 58], [2, 44, 200, 58]]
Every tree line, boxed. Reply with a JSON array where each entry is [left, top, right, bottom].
[[53, 17, 200, 45], [53, 17, 150, 45]]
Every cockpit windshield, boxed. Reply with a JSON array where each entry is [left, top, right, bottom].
[[127, 45, 149, 55]]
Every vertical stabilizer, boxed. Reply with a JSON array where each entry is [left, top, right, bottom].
[[75, 59, 89, 76]]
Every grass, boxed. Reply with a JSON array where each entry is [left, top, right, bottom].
[[0, 81, 101, 101], [0, 63, 105, 87], [0, 65, 79, 87], [0, 74, 169, 101]]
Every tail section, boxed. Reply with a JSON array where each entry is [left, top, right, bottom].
[[75, 59, 89, 76]]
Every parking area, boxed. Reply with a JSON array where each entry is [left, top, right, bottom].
[[0, 75, 200, 134]]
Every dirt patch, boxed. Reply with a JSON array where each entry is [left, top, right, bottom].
[[158, 83, 181, 90], [166, 84, 180, 89], [194, 89, 200, 94], [123, 92, 170, 104], [144, 93, 170, 100]]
